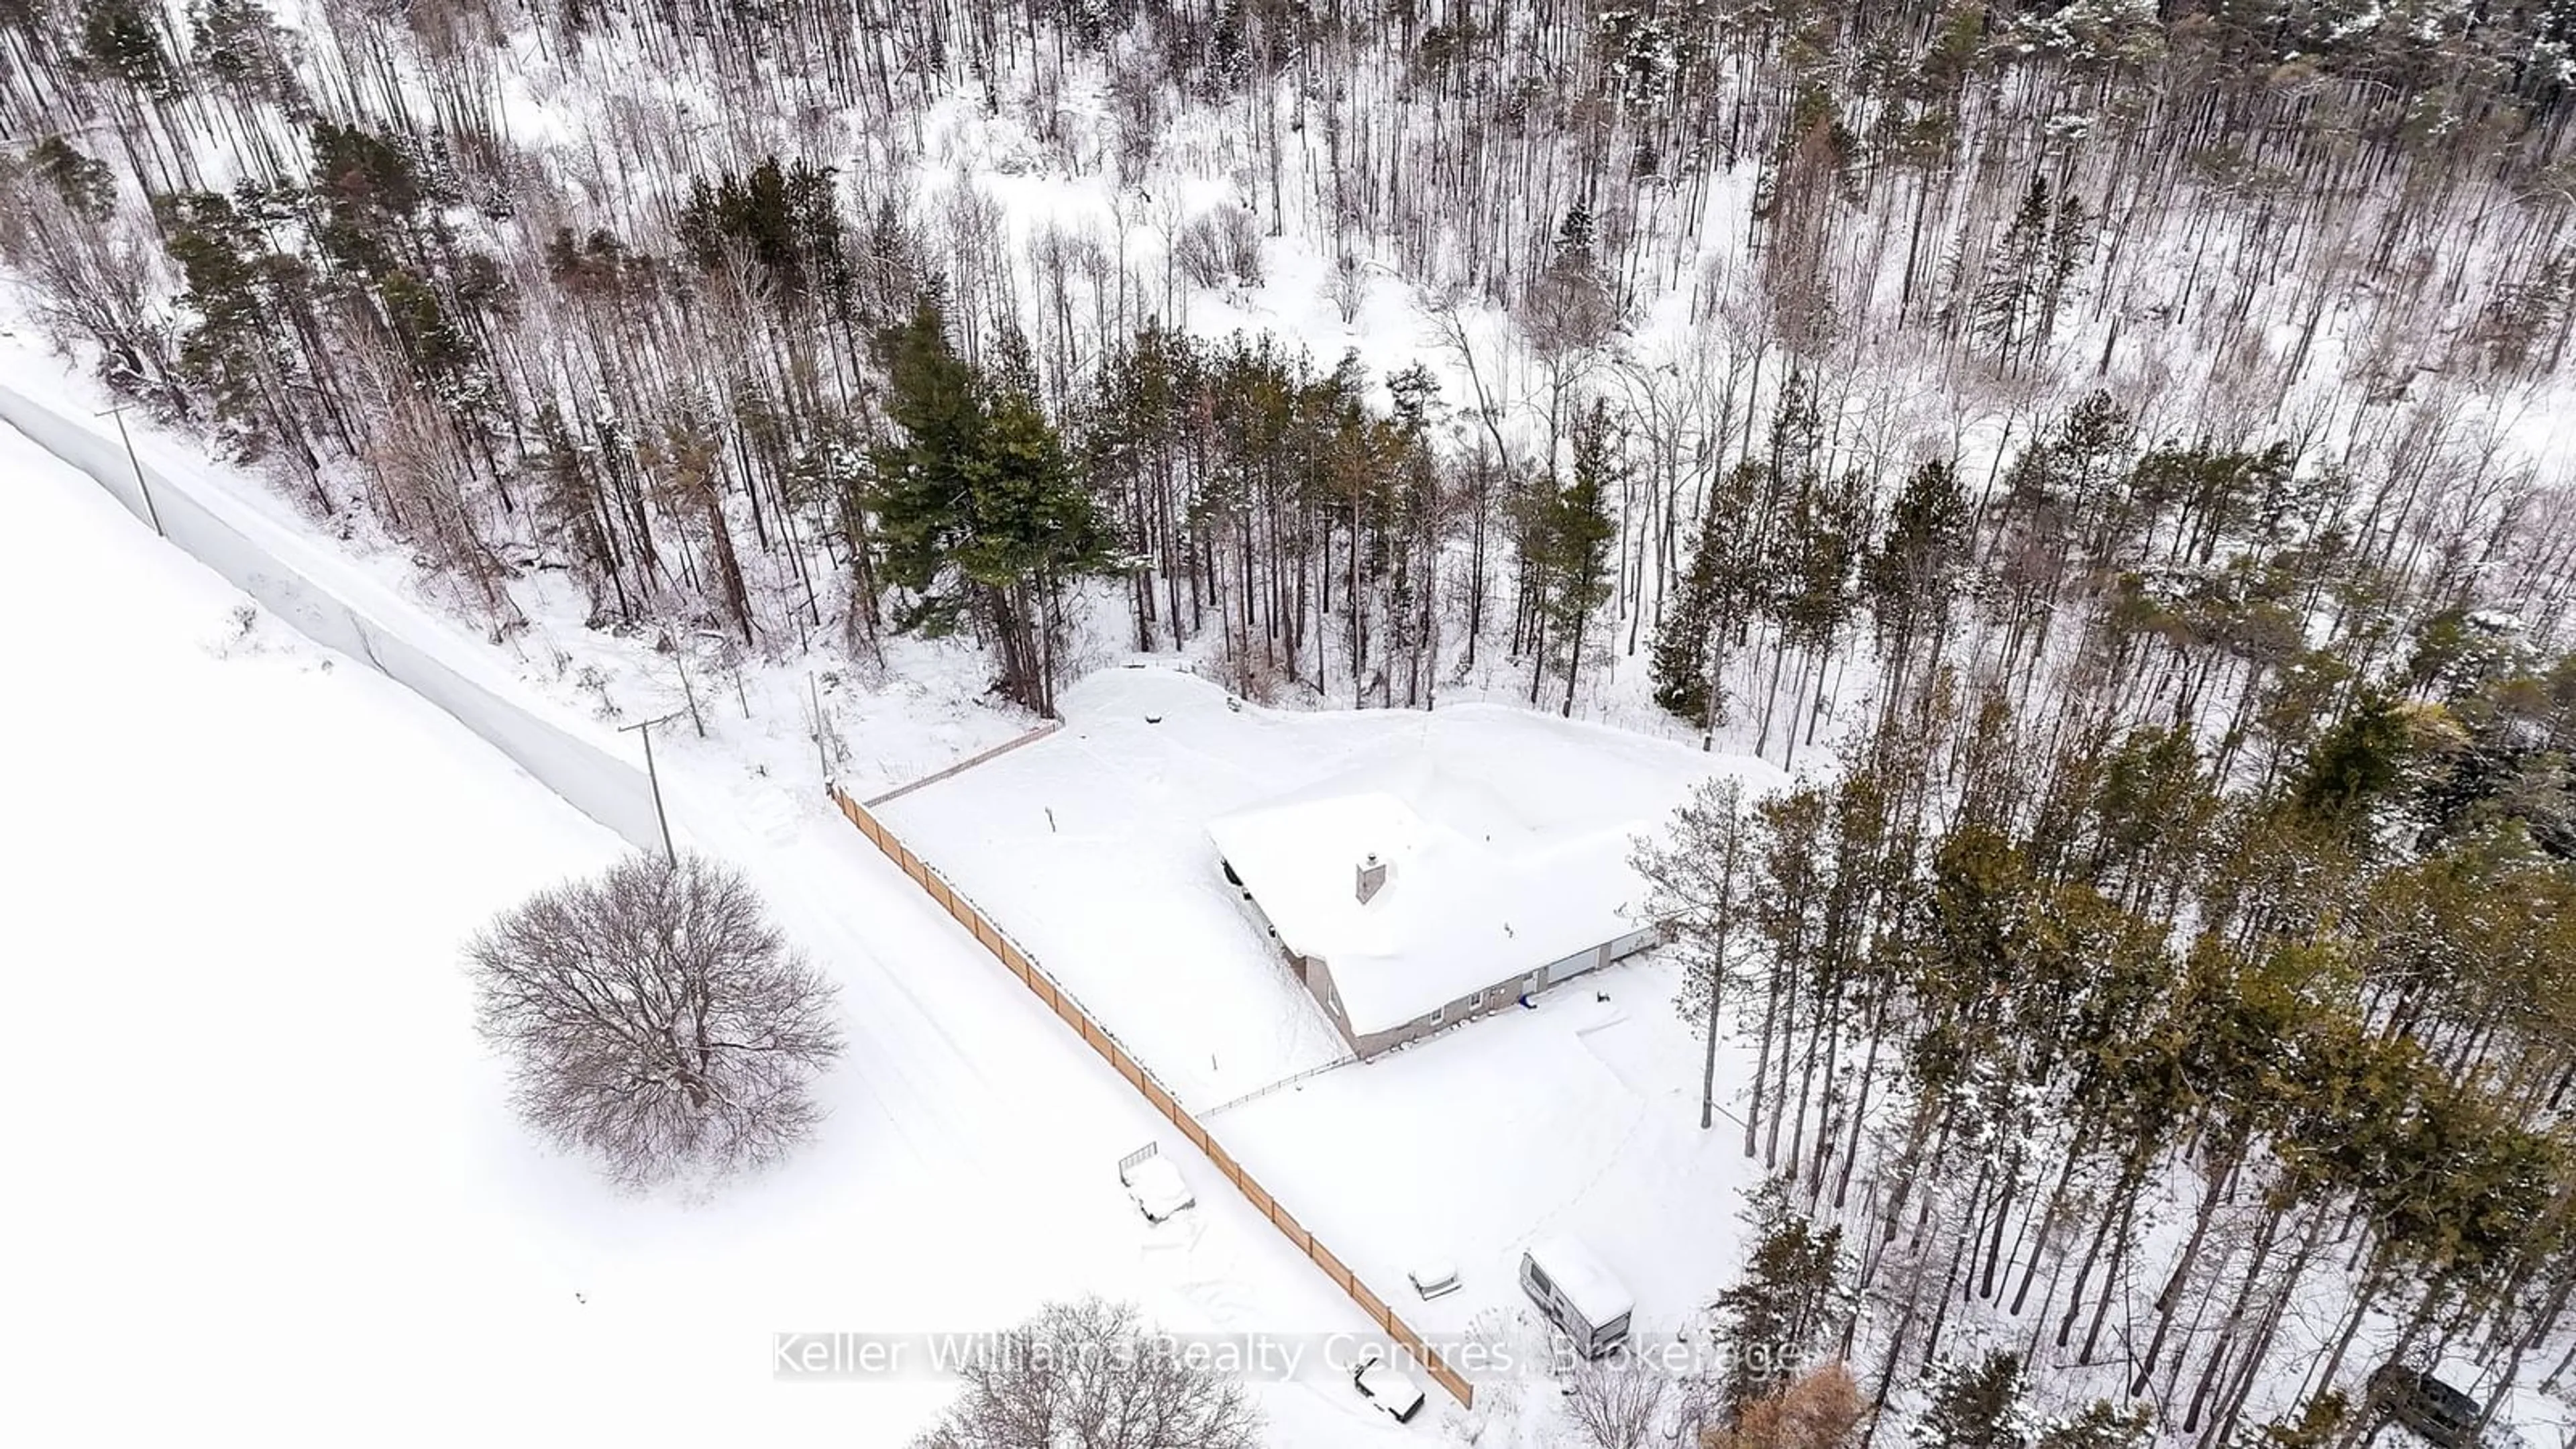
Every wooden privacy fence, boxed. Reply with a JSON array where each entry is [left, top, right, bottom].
[[826, 784, 1477, 1411]]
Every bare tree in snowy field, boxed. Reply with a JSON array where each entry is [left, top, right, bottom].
[[468, 852, 844, 1189], [1566, 1352, 1670, 1449], [911, 1297, 1263, 1449]]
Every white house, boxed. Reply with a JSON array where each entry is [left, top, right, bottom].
[[1207, 755, 1666, 1058]]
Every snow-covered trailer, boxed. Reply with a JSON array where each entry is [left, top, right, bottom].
[[1519, 1236, 1633, 1359]]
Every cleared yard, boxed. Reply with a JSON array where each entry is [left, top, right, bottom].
[[878, 665, 1782, 1107], [1218, 975, 1782, 1384], [877, 663, 1790, 1391]]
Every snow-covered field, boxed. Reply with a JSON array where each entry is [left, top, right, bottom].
[[0, 414, 1440, 1446], [2, 411, 635, 1438], [873, 663, 1792, 1416]]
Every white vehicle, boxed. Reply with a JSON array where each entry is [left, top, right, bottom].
[[1117, 1142, 1195, 1223], [1407, 1260, 1462, 1300], [1520, 1236, 1633, 1358], [1351, 1352, 1427, 1424]]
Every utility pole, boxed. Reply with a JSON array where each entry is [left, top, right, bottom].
[[808, 672, 831, 786], [95, 402, 164, 538], [618, 710, 686, 865]]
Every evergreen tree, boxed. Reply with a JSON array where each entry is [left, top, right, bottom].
[[1652, 499, 1731, 726], [1529, 398, 1620, 714], [190, 0, 301, 106], [1969, 176, 2088, 370], [1864, 458, 1970, 691], [2292, 690, 2415, 833], [28, 135, 112, 217], [1713, 1176, 1849, 1413], [307, 120, 433, 276], [1554, 199, 1597, 272], [677, 156, 847, 303], [158, 191, 321, 466], [1637, 774, 1760, 1129], [2027, 1401, 2148, 1449], [76, 0, 174, 97], [871, 304, 1112, 715], [1911, 1352, 2029, 1449]]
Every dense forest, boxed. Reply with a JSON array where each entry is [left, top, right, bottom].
[[9, 0, 2576, 1444]]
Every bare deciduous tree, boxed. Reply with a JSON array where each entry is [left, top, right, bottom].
[[0, 169, 173, 403], [1701, 1362, 1864, 1449], [1326, 251, 1368, 324], [912, 1297, 1263, 1449], [1567, 1353, 1672, 1449], [468, 851, 844, 1189], [1172, 203, 1263, 290]]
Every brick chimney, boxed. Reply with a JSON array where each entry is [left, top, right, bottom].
[[1356, 852, 1388, 906]]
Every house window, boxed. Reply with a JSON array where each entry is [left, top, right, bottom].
[[1428, 1003, 1446, 1026]]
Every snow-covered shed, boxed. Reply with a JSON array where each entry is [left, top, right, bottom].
[[1206, 756, 1664, 1058]]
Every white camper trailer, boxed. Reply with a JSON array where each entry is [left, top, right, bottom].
[[1519, 1236, 1633, 1358]]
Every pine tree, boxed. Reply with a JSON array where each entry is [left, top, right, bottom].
[[870, 304, 1112, 715], [1653, 500, 1731, 726], [2292, 690, 2415, 833], [1713, 1176, 1849, 1413], [677, 156, 847, 303], [1530, 398, 1621, 714], [158, 191, 321, 468], [1968, 176, 2089, 371], [1635, 773, 1759, 1129], [2027, 1401, 2147, 1449], [1554, 199, 1598, 273], [1864, 458, 1969, 722], [76, 0, 174, 97], [2038, 189, 2089, 350], [28, 135, 111, 217], [191, 0, 301, 107], [1911, 1352, 2029, 1449]]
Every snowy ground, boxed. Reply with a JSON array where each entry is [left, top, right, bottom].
[[1221, 983, 1787, 1418], [873, 663, 1793, 1426], [876, 666, 1784, 1105], [0, 414, 1444, 1445], [0, 319, 1036, 816]]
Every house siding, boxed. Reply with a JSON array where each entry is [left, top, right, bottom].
[[1334, 930, 1664, 1059], [1347, 972, 1534, 1056]]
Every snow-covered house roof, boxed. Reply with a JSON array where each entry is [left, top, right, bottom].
[[1205, 755, 1650, 1036]]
